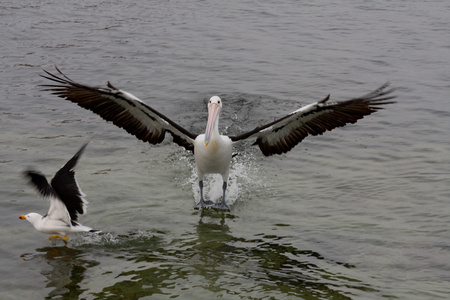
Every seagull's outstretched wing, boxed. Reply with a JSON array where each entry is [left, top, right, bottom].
[[230, 83, 396, 156], [24, 170, 71, 226], [41, 67, 197, 152], [24, 170, 55, 199], [50, 142, 88, 224]]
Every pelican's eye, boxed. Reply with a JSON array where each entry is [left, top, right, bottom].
[[218, 100, 221, 104]]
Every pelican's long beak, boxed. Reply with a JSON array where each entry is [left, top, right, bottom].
[[19, 215, 26, 220], [205, 103, 221, 147]]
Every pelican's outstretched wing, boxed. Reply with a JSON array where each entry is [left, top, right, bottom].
[[41, 67, 197, 152], [230, 83, 396, 156]]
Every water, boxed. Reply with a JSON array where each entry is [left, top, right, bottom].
[[1, 0, 449, 298]]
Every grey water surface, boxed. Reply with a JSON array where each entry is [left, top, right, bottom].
[[1, 0, 449, 299]]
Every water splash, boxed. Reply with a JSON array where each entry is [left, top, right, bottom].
[[75, 232, 120, 247], [74, 230, 167, 250], [182, 150, 265, 206]]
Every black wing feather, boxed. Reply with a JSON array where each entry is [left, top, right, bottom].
[[24, 171, 58, 199], [50, 142, 88, 223], [230, 83, 396, 156], [41, 67, 197, 152]]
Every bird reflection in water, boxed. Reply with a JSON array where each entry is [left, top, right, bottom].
[[20, 246, 98, 298], [89, 212, 376, 298]]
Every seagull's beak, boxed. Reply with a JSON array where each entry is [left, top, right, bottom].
[[205, 103, 220, 147], [19, 215, 26, 220]]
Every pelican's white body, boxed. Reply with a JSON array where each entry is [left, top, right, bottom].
[[193, 96, 233, 184], [194, 134, 233, 182]]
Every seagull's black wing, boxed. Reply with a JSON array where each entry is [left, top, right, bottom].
[[50, 142, 88, 224], [24, 170, 57, 199], [24, 170, 71, 225]]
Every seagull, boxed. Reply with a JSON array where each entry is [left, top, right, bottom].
[[20, 142, 100, 241], [41, 67, 396, 210]]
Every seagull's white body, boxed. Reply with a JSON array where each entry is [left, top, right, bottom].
[[23, 210, 92, 235], [20, 142, 100, 241], [41, 68, 396, 210], [23, 211, 69, 235]]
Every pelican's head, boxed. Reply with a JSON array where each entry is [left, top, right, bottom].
[[205, 96, 222, 146]]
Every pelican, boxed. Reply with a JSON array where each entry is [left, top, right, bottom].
[[41, 68, 396, 210], [20, 142, 100, 241]]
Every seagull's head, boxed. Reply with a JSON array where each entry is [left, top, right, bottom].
[[205, 96, 222, 146], [19, 213, 41, 225]]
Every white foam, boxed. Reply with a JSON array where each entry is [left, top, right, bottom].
[[74, 230, 162, 248], [186, 151, 264, 206], [75, 231, 119, 247]]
